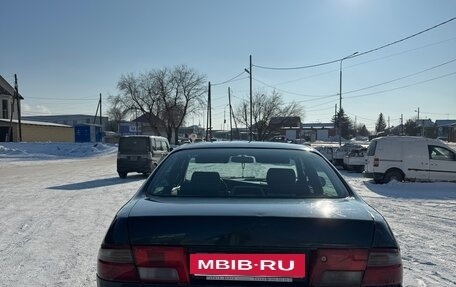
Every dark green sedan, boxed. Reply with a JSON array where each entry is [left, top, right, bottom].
[[98, 141, 402, 287]]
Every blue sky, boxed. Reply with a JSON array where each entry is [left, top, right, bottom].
[[1, 0, 455, 131]]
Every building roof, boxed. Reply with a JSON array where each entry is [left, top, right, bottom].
[[435, 120, 456, 127], [0, 119, 72, 127], [416, 119, 434, 128], [0, 75, 24, 99], [133, 113, 166, 126], [269, 116, 301, 127], [302, 123, 334, 129], [23, 114, 108, 120]]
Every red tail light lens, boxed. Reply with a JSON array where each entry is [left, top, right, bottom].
[[133, 246, 190, 283], [374, 158, 379, 167], [310, 249, 369, 286], [309, 248, 402, 286], [362, 248, 402, 286], [97, 246, 139, 282]]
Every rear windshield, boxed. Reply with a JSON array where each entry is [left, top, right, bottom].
[[367, 140, 377, 156], [119, 137, 149, 154], [146, 148, 350, 198]]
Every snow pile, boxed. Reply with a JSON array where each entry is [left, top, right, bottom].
[[0, 142, 117, 160]]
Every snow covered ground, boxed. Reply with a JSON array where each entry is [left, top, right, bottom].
[[0, 142, 455, 286]]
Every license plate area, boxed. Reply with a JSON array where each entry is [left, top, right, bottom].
[[190, 253, 306, 281]]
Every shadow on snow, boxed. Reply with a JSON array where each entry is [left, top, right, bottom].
[[47, 175, 146, 191], [362, 180, 456, 200]]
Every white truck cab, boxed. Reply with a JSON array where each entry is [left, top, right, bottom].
[[364, 136, 456, 183]]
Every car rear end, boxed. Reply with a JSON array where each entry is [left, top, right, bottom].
[[97, 204, 402, 287], [99, 142, 402, 286], [363, 139, 384, 182], [117, 136, 154, 176]]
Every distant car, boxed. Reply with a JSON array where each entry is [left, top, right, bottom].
[[343, 147, 367, 172], [116, 135, 170, 178], [364, 136, 456, 183], [98, 141, 402, 287], [333, 143, 364, 166]]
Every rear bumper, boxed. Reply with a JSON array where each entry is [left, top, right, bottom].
[[97, 276, 141, 287], [98, 277, 172, 287], [117, 158, 153, 173]]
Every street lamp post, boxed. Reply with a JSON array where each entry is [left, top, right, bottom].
[[338, 52, 358, 147], [245, 55, 253, 141], [415, 107, 424, 136]]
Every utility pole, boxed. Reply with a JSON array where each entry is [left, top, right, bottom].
[[401, 114, 404, 135], [415, 107, 424, 137], [15, 74, 22, 141], [244, 104, 248, 139], [249, 55, 253, 141], [206, 82, 211, 141], [223, 107, 226, 131], [338, 52, 358, 146], [244, 55, 253, 141], [8, 84, 16, 142], [228, 87, 233, 141], [334, 104, 337, 142], [93, 95, 102, 125], [99, 93, 102, 127]]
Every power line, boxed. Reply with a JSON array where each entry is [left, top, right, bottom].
[[253, 16, 456, 70], [272, 36, 456, 86], [255, 58, 456, 102], [345, 71, 456, 99], [343, 57, 456, 95], [302, 98, 337, 109], [211, 71, 247, 86], [354, 17, 456, 59], [253, 77, 337, 98], [420, 111, 456, 116], [346, 112, 377, 122], [305, 105, 336, 113]]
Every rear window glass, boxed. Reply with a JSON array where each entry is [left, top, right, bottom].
[[119, 137, 149, 154], [146, 148, 349, 198], [367, 140, 377, 156]]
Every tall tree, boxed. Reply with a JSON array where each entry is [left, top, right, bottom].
[[404, 118, 418, 136], [357, 124, 370, 137], [106, 94, 129, 132], [114, 66, 206, 144], [234, 90, 304, 141], [375, 113, 387, 133], [332, 108, 353, 140]]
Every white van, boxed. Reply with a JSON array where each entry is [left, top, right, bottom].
[[364, 136, 456, 183], [117, 135, 170, 178]]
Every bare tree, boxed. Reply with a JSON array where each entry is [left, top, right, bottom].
[[151, 65, 206, 144], [106, 94, 130, 131], [114, 66, 206, 144], [235, 90, 304, 141]]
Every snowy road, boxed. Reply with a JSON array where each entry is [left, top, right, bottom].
[[344, 172, 456, 287], [0, 154, 144, 287], [1, 153, 455, 286]]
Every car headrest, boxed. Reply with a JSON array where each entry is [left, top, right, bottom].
[[266, 168, 296, 186], [191, 171, 221, 183]]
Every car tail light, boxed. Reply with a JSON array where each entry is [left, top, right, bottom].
[[309, 248, 402, 286], [310, 249, 369, 286], [132, 246, 190, 283], [97, 245, 139, 282], [374, 158, 379, 167], [362, 248, 402, 286]]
